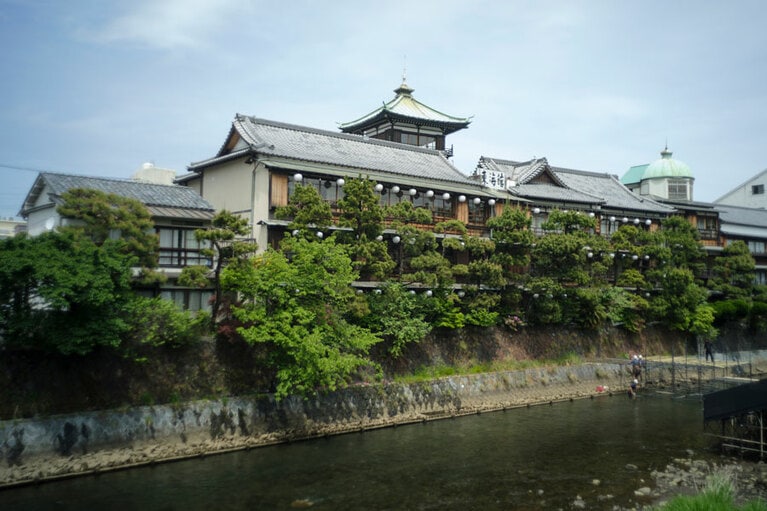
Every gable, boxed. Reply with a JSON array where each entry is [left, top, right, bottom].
[[530, 172, 557, 185]]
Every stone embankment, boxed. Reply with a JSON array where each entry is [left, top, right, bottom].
[[0, 362, 630, 488], [1, 358, 764, 507]]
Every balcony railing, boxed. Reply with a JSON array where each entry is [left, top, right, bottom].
[[158, 248, 211, 268]]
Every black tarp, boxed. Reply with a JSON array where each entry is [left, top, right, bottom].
[[703, 379, 767, 421]]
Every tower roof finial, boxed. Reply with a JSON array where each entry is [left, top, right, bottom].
[[394, 56, 414, 96]]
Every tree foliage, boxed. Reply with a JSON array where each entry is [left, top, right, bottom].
[[178, 210, 254, 329], [0, 231, 135, 354], [1, 190, 205, 356], [709, 240, 755, 299], [486, 206, 534, 281], [222, 237, 382, 399], [57, 188, 159, 268], [334, 177, 395, 279], [274, 183, 333, 236], [541, 209, 597, 234], [360, 283, 432, 357]]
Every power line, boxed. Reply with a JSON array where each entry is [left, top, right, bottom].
[[0, 163, 53, 174]]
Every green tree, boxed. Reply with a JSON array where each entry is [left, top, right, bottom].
[[541, 209, 597, 234], [120, 296, 208, 361], [275, 183, 333, 238], [57, 188, 159, 268], [178, 210, 255, 329], [388, 203, 454, 287], [486, 206, 534, 283], [656, 215, 706, 277], [461, 290, 501, 327], [334, 177, 395, 279], [222, 236, 381, 399], [0, 230, 136, 354], [531, 233, 592, 286], [335, 177, 385, 242], [709, 240, 755, 299], [650, 267, 710, 333], [360, 282, 432, 357], [524, 277, 563, 325]]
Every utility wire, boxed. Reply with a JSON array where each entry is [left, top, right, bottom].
[[0, 163, 55, 173]]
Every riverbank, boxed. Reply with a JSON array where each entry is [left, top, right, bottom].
[[2, 359, 765, 509], [1, 362, 633, 489]]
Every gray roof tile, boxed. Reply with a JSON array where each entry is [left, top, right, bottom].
[[716, 204, 767, 227], [511, 182, 605, 204], [194, 115, 478, 187], [552, 166, 675, 214], [24, 173, 214, 214], [479, 156, 674, 214]]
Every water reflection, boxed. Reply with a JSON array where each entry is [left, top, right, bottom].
[[1, 396, 713, 510]]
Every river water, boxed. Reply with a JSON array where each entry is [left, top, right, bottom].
[[1, 394, 718, 510]]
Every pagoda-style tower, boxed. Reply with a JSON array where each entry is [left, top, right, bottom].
[[339, 79, 471, 152]]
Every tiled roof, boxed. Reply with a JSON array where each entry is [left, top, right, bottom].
[[510, 182, 605, 205], [552, 166, 675, 214], [193, 115, 478, 187], [22, 172, 214, 215], [716, 204, 767, 228], [478, 156, 675, 214], [479, 157, 568, 187]]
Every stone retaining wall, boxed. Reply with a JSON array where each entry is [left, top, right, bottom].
[[0, 359, 758, 487], [1, 363, 624, 466]]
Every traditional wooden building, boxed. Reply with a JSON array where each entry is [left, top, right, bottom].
[[181, 83, 506, 252], [622, 147, 767, 284], [182, 81, 767, 289], [19, 166, 216, 310], [475, 156, 674, 236], [715, 205, 767, 285]]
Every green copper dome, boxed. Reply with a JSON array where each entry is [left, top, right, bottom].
[[643, 146, 692, 179]]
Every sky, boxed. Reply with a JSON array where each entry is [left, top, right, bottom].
[[1, 0, 766, 219]]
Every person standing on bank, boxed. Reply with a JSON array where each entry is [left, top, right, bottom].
[[704, 340, 714, 363]]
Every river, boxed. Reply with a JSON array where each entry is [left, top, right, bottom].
[[0, 394, 717, 510]]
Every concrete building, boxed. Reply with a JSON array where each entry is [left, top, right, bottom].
[[714, 168, 767, 209]]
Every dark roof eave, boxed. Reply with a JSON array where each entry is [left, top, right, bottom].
[[188, 148, 252, 172], [261, 159, 480, 188], [340, 110, 470, 134]]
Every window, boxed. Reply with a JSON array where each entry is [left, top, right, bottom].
[[399, 132, 436, 149], [668, 179, 689, 200], [288, 176, 344, 207], [378, 186, 405, 207], [159, 289, 213, 312], [468, 200, 487, 225], [697, 216, 716, 230], [319, 178, 344, 205], [747, 240, 766, 254], [752, 184, 764, 195], [157, 227, 211, 267], [433, 195, 453, 220]]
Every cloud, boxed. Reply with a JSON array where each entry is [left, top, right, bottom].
[[88, 0, 250, 49]]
